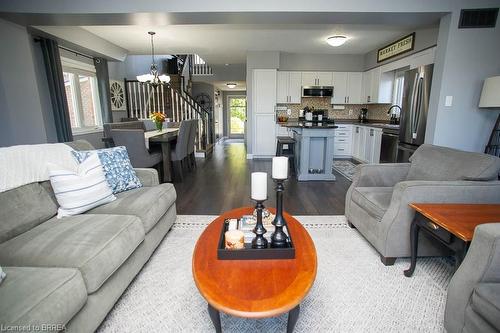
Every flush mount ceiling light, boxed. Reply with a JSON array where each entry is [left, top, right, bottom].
[[326, 35, 348, 47], [136, 31, 170, 86], [226, 83, 237, 89]]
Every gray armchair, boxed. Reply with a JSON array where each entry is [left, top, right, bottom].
[[110, 129, 162, 169], [345, 144, 500, 265], [103, 121, 146, 147], [445, 223, 500, 333]]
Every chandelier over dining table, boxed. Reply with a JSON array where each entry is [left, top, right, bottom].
[[136, 31, 170, 86]]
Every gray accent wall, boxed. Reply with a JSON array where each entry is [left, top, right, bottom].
[[426, 12, 500, 152], [0, 19, 49, 147], [280, 53, 364, 71], [363, 26, 439, 70]]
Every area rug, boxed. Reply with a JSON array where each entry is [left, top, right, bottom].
[[97, 215, 453, 333], [332, 160, 358, 181]]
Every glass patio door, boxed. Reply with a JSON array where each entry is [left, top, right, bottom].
[[228, 96, 246, 137]]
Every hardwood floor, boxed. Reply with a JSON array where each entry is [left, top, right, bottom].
[[174, 139, 352, 215]]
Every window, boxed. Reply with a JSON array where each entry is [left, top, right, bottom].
[[228, 97, 246, 136], [62, 56, 102, 133], [392, 70, 405, 108]]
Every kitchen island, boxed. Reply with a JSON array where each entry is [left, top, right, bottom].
[[280, 121, 338, 181]]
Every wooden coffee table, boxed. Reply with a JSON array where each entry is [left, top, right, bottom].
[[404, 203, 500, 277], [192, 207, 317, 333]]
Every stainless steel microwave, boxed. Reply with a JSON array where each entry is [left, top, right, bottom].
[[302, 86, 334, 97]]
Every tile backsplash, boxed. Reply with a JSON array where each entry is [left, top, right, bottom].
[[277, 97, 391, 121]]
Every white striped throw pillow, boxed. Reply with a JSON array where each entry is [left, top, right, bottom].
[[48, 153, 116, 218]]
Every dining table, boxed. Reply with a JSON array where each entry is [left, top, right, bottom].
[[145, 128, 179, 182]]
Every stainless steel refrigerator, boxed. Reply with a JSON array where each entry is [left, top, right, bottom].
[[397, 64, 433, 162]]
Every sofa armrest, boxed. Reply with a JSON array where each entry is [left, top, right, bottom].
[[444, 223, 500, 333], [381, 180, 500, 254], [134, 168, 160, 187], [351, 163, 411, 188]]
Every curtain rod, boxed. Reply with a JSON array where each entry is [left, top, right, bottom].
[[33, 37, 96, 61]]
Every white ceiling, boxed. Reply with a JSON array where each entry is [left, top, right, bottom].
[[82, 24, 427, 65], [212, 80, 247, 91]]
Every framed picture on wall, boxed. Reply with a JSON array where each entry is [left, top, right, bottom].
[[109, 79, 127, 111]]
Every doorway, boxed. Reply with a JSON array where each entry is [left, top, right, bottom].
[[228, 96, 246, 138]]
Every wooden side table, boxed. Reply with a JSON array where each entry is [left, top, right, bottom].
[[192, 207, 317, 332], [404, 203, 500, 277]]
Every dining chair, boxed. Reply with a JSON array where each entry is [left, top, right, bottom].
[[103, 121, 146, 147], [170, 120, 191, 181], [109, 129, 162, 170], [187, 119, 198, 170]]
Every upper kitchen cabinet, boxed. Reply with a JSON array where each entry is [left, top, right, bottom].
[[332, 72, 363, 104], [277, 71, 302, 104], [362, 67, 393, 104], [301, 72, 333, 86]]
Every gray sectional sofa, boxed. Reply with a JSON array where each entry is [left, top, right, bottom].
[[0, 140, 177, 332], [345, 144, 500, 265]]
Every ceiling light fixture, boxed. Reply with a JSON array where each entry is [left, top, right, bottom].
[[226, 83, 237, 89], [326, 35, 348, 47], [137, 31, 170, 86], [225, 63, 230, 66]]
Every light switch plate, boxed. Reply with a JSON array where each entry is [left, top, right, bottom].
[[445, 96, 453, 107]]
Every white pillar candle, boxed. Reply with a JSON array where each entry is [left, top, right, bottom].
[[272, 156, 288, 179], [251, 172, 268, 200]]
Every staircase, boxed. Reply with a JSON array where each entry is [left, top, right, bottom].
[[189, 54, 213, 76], [123, 79, 214, 155]]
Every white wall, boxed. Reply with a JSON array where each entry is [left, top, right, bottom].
[[0, 19, 49, 147], [426, 12, 500, 152]]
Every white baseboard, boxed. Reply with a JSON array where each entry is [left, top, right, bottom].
[[246, 154, 253, 159]]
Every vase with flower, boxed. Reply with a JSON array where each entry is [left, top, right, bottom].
[[149, 112, 166, 132]]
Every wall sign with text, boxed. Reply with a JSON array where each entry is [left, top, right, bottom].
[[377, 33, 415, 63]]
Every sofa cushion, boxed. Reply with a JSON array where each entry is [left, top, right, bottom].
[[86, 183, 176, 233], [407, 144, 500, 181], [351, 187, 393, 220], [471, 283, 500, 329], [0, 214, 145, 294], [0, 267, 87, 328], [0, 182, 57, 244]]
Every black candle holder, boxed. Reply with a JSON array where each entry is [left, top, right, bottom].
[[252, 199, 268, 249], [271, 179, 289, 248]]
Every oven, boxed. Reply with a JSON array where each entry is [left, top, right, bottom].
[[380, 127, 399, 163]]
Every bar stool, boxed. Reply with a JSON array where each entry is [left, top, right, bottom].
[[276, 136, 296, 175]]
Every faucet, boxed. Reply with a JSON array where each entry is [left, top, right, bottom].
[[387, 105, 402, 124], [387, 105, 402, 115]]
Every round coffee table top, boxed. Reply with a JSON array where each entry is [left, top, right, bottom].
[[192, 207, 317, 319]]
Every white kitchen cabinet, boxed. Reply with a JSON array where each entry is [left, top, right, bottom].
[[301, 72, 332, 86], [276, 71, 289, 104], [252, 69, 277, 157], [254, 114, 277, 156], [333, 124, 352, 157], [332, 72, 362, 105], [332, 72, 348, 104], [347, 72, 363, 104], [276, 71, 302, 104], [365, 127, 382, 163], [362, 68, 393, 104]]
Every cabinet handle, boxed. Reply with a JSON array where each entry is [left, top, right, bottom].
[[338, 148, 345, 151], [370, 129, 374, 136], [367, 96, 371, 103], [356, 127, 359, 133], [347, 96, 350, 103]]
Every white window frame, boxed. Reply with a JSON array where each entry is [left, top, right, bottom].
[[62, 56, 103, 134]]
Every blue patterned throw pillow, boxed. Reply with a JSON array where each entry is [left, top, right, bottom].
[[72, 146, 142, 194]]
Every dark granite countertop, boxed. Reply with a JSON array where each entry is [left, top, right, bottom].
[[279, 119, 399, 130], [278, 121, 338, 129]]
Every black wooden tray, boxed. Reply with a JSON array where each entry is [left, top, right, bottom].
[[217, 219, 296, 260]]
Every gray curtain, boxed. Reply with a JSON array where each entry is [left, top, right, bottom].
[[39, 38, 73, 142], [94, 58, 113, 124]]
